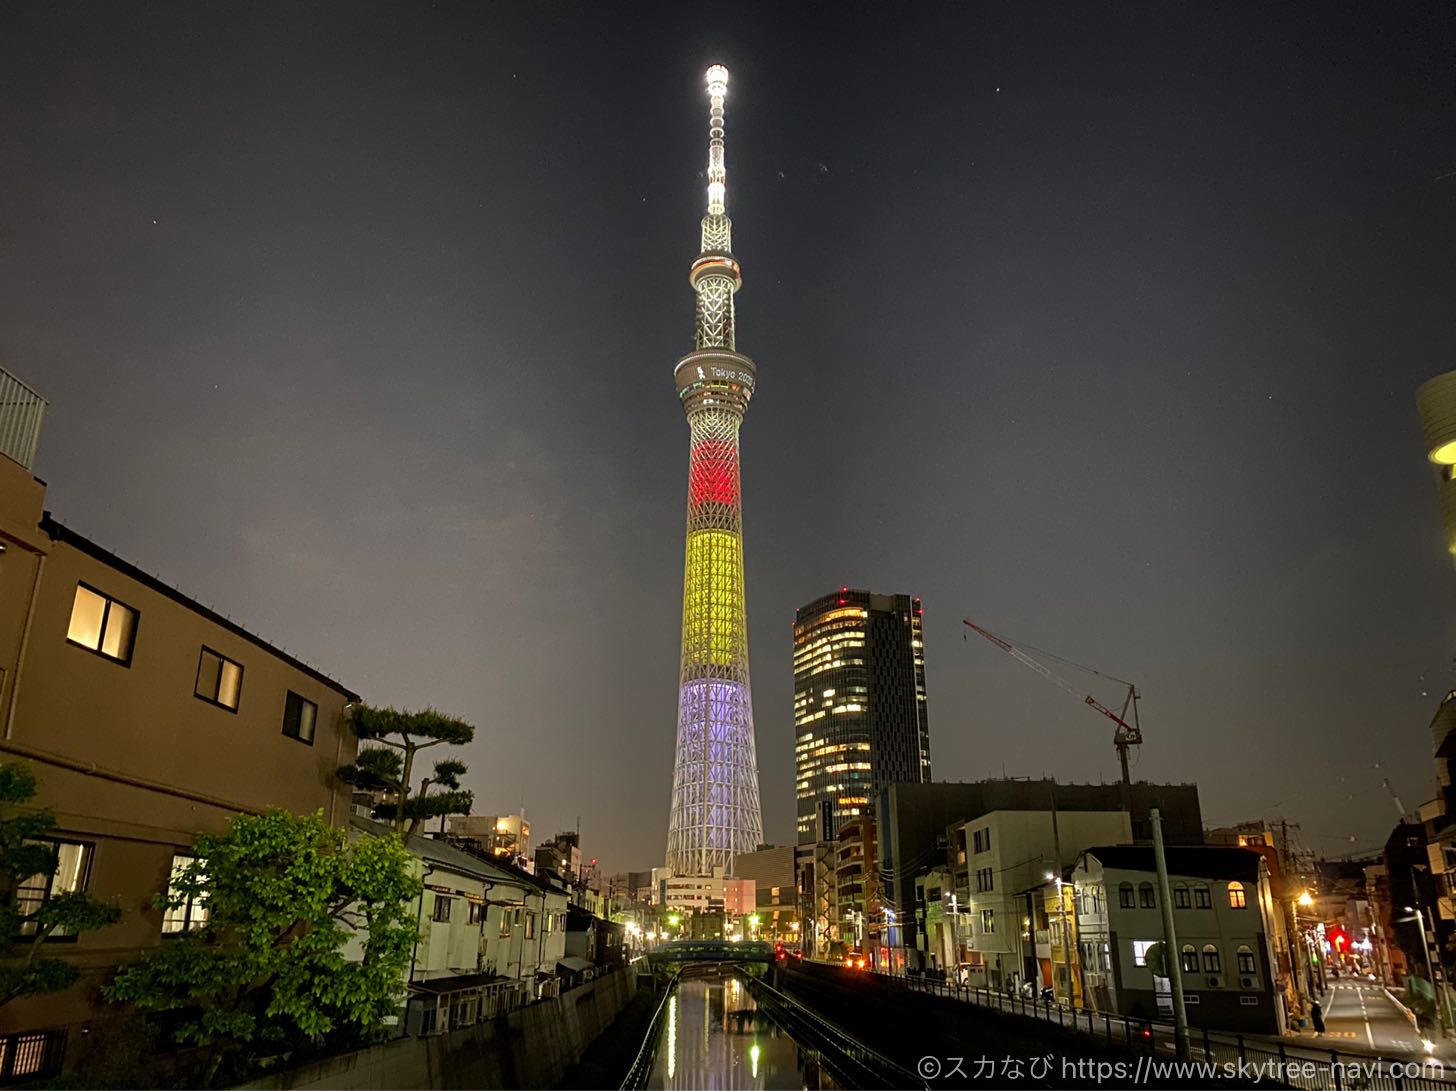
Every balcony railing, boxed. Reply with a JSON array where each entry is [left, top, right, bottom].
[[0, 368, 45, 470]]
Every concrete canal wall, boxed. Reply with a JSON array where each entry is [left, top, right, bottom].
[[235, 971, 635, 1090]]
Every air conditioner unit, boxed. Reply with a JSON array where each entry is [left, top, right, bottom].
[[1240, 977, 1255, 989], [1205, 976, 1223, 988]]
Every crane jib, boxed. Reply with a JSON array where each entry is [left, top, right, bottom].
[[963, 617, 1145, 764]]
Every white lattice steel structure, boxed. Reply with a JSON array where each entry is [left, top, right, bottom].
[[665, 65, 763, 876]]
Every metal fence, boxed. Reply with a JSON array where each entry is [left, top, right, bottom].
[[0, 368, 45, 471], [891, 971, 1455, 1090], [619, 979, 676, 1091]]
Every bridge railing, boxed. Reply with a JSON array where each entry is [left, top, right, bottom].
[[886, 970, 1455, 1091]]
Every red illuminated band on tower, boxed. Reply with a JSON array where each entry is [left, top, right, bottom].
[[688, 439, 739, 506]]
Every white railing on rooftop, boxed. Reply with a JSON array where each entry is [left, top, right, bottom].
[[0, 367, 46, 470]]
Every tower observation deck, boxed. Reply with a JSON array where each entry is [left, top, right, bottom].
[[665, 65, 764, 876]]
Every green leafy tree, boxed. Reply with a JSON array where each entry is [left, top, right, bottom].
[[0, 763, 120, 1009], [104, 809, 422, 1087], [335, 705, 475, 835]]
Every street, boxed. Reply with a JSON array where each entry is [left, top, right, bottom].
[[1311, 980, 1424, 1055]]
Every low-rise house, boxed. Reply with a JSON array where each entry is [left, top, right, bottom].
[[0, 370, 358, 1079], [913, 867, 959, 975], [351, 818, 570, 1037], [1072, 845, 1284, 1034]]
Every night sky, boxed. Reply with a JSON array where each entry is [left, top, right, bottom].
[[3, 3, 1454, 872]]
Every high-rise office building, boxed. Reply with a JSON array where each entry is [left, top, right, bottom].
[[794, 589, 930, 843], [665, 65, 763, 875]]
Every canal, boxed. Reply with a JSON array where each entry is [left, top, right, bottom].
[[646, 971, 841, 1090]]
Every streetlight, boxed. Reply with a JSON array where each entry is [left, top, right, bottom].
[[1292, 892, 1324, 1007]]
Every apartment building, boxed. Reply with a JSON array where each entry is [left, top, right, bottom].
[[944, 808, 1131, 991], [448, 813, 531, 865], [0, 370, 358, 1075], [1072, 845, 1284, 1034], [733, 845, 799, 942], [876, 778, 1203, 964], [661, 869, 755, 915]]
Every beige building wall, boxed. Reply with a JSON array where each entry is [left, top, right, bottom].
[[953, 809, 1133, 990], [0, 450, 358, 1050]]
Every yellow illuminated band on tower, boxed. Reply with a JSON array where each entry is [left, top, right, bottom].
[[681, 529, 745, 666]]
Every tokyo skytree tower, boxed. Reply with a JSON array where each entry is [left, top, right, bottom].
[[665, 64, 763, 875]]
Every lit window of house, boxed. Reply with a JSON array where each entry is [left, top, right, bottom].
[[1227, 881, 1246, 909], [15, 840, 94, 939], [162, 854, 209, 935], [66, 584, 137, 665], [1237, 945, 1256, 974], [195, 647, 243, 711], [282, 691, 317, 744]]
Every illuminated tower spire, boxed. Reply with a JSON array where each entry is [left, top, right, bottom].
[[666, 64, 763, 875]]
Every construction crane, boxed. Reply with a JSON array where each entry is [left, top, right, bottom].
[[963, 619, 1144, 790]]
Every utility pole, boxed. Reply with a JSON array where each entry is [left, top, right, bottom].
[[1151, 809, 1189, 1058], [1412, 865, 1453, 1035]]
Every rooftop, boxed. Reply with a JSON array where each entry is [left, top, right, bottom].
[[352, 815, 567, 895], [42, 514, 358, 700], [1082, 845, 1265, 882]]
